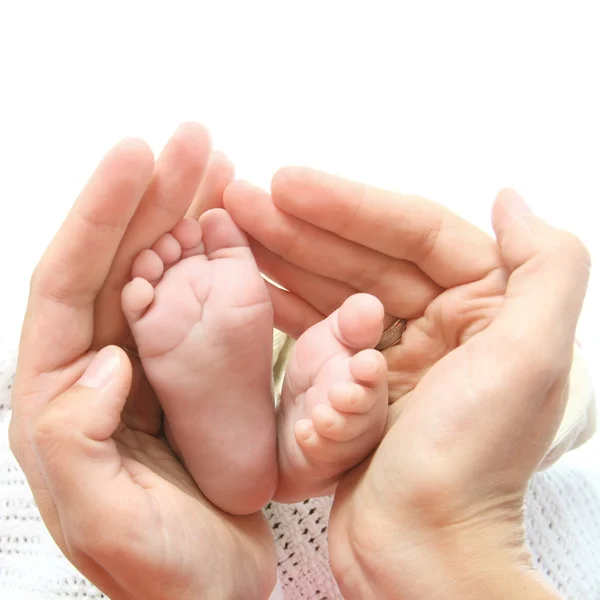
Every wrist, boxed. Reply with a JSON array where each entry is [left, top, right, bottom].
[[333, 523, 562, 600]]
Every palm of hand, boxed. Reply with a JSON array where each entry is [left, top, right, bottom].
[[101, 425, 274, 600], [384, 267, 507, 402], [26, 266, 275, 599], [82, 202, 276, 599], [11, 128, 277, 600], [327, 278, 525, 596], [326, 269, 510, 543]]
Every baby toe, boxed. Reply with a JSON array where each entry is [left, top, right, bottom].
[[122, 277, 155, 324], [329, 381, 378, 414], [349, 349, 387, 387], [171, 218, 204, 256], [152, 232, 182, 265], [311, 403, 372, 442], [294, 419, 357, 465], [131, 249, 164, 282]]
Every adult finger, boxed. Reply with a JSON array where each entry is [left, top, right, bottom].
[[225, 181, 442, 318], [95, 122, 212, 347], [254, 240, 398, 335], [252, 240, 356, 318], [18, 138, 154, 386], [486, 187, 590, 393], [388, 190, 590, 484], [34, 347, 136, 517], [11, 140, 153, 550], [270, 167, 502, 289], [30, 346, 152, 597], [265, 281, 324, 339], [186, 151, 235, 219]]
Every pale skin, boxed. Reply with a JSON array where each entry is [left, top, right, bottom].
[[9, 123, 588, 599], [223, 172, 507, 402], [226, 170, 590, 599], [10, 124, 277, 600], [121, 209, 388, 513]]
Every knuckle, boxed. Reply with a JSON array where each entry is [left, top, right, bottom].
[[553, 231, 592, 268], [31, 409, 59, 446], [29, 259, 60, 302], [411, 211, 444, 264], [31, 403, 73, 453]]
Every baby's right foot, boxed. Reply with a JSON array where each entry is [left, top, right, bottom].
[[275, 294, 389, 502]]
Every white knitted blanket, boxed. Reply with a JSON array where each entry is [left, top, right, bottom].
[[1, 330, 600, 599]]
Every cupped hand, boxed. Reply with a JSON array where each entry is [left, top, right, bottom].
[[327, 191, 590, 599], [9, 127, 275, 600], [223, 169, 506, 402]]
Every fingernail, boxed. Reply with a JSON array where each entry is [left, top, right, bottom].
[[504, 188, 534, 220], [78, 347, 121, 389]]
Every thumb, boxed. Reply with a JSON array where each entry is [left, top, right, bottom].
[[491, 188, 590, 358], [32, 346, 134, 511]]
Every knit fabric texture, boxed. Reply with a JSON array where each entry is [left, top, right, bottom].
[[2, 329, 600, 599]]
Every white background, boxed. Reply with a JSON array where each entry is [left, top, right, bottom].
[[1, 1, 599, 396]]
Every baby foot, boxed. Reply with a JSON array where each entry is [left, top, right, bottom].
[[122, 209, 277, 515], [275, 294, 388, 502]]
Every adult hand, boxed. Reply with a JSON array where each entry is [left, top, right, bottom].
[[9, 125, 275, 600], [224, 169, 506, 402], [327, 190, 589, 599]]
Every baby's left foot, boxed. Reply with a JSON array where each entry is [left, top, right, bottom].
[[121, 210, 277, 515], [275, 294, 388, 502]]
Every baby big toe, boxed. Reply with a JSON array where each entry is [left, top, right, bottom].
[[335, 293, 385, 350], [200, 208, 251, 255]]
